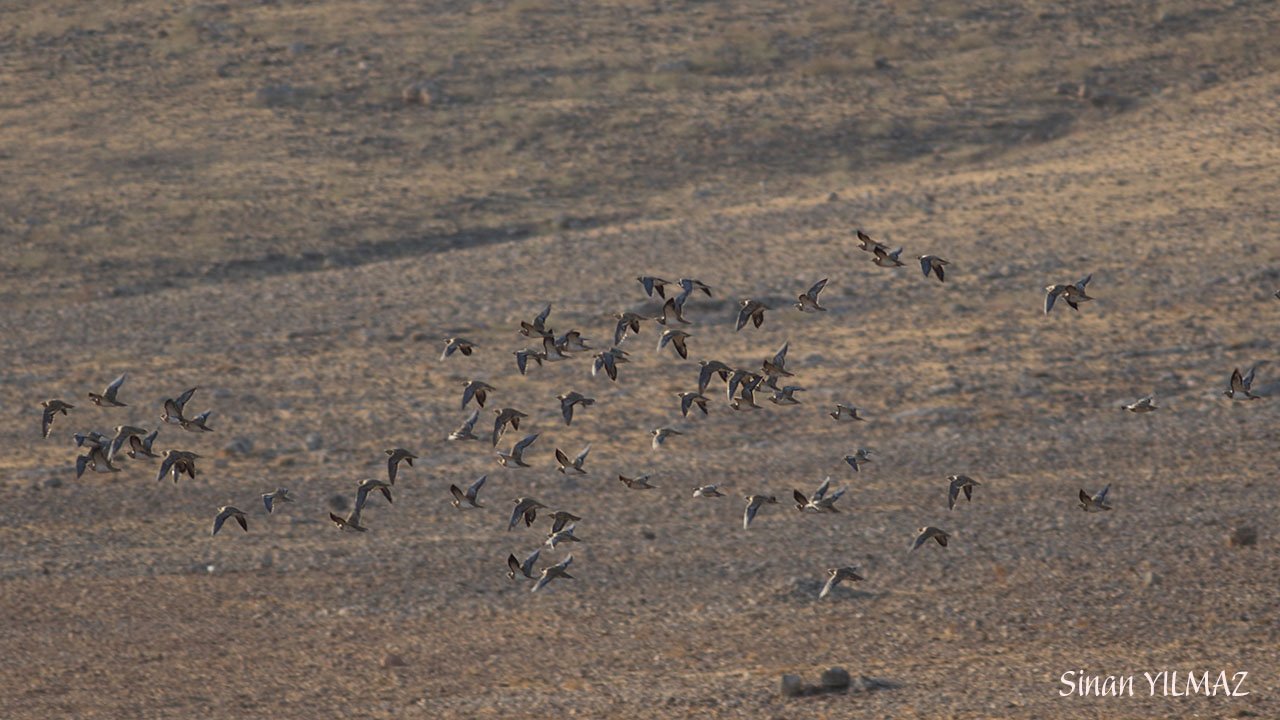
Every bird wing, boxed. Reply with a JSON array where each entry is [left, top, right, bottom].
[[212, 510, 228, 536], [1095, 483, 1111, 504], [743, 500, 759, 529], [819, 573, 839, 599], [449, 484, 467, 504], [812, 476, 831, 502], [573, 444, 591, 465], [174, 387, 198, 411], [104, 373, 127, 400], [948, 481, 960, 510], [1044, 287, 1060, 314], [919, 256, 933, 278], [807, 278, 828, 300], [514, 433, 539, 455], [1075, 274, 1092, 292]]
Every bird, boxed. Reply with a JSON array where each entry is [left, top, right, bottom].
[[76, 444, 120, 479], [555, 444, 591, 474], [855, 230, 888, 253], [638, 276, 674, 298], [449, 475, 487, 508], [730, 387, 761, 411], [735, 299, 770, 331], [355, 478, 393, 511], [697, 360, 733, 394], [819, 566, 864, 599], [40, 399, 74, 439], [1123, 396, 1158, 413], [947, 475, 981, 511], [127, 429, 160, 459], [762, 341, 792, 379], [508, 497, 547, 531], [544, 524, 581, 550], [448, 410, 481, 441], [531, 554, 574, 592], [73, 431, 109, 448], [440, 337, 478, 360], [743, 494, 777, 529], [555, 330, 593, 354], [87, 374, 128, 407], [519, 304, 553, 338], [513, 348, 546, 375], [385, 448, 418, 484], [657, 329, 691, 359], [558, 392, 595, 425], [1044, 274, 1093, 313], [843, 449, 873, 471], [541, 334, 569, 361], [262, 488, 294, 513], [1224, 364, 1265, 400], [795, 278, 829, 312], [830, 404, 864, 422], [911, 526, 950, 551], [872, 246, 905, 267], [160, 387, 198, 426], [491, 408, 528, 446], [178, 409, 214, 432], [678, 392, 710, 417], [507, 549, 541, 580], [692, 484, 724, 498], [156, 449, 199, 483], [793, 477, 845, 513], [547, 510, 582, 534], [651, 427, 682, 450], [918, 255, 949, 282], [770, 386, 806, 405], [618, 474, 658, 489], [461, 380, 495, 410], [106, 425, 149, 461], [592, 347, 629, 381], [329, 508, 368, 532], [496, 433, 539, 468], [613, 312, 647, 345], [1079, 483, 1112, 512], [654, 296, 690, 326], [675, 278, 713, 307], [211, 506, 248, 536]]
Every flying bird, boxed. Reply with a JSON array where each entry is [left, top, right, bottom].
[[947, 475, 981, 511], [127, 429, 160, 459], [743, 494, 777, 529], [843, 449, 873, 472], [770, 386, 806, 405], [613, 312, 647, 345], [355, 478, 393, 510], [558, 392, 595, 425], [156, 449, 199, 483], [491, 408, 528, 445], [508, 497, 547, 531], [697, 360, 733, 394], [1224, 364, 1265, 400], [1044, 274, 1093, 313], [107, 425, 149, 461], [544, 524, 581, 550], [513, 348, 546, 375], [655, 297, 690, 326], [440, 337, 478, 360], [657, 329, 691, 359], [555, 444, 591, 474], [262, 488, 294, 513], [178, 409, 213, 432], [651, 427, 683, 450], [448, 410, 481, 441], [507, 549, 540, 580], [211, 506, 248, 536], [531, 554, 574, 592], [795, 278, 829, 312], [40, 399, 74, 439], [461, 380, 495, 410], [1079, 483, 1112, 512], [385, 448, 417, 484], [75, 444, 120, 479], [678, 392, 710, 417], [855, 230, 888, 253], [547, 510, 582, 534], [872, 246, 905, 267], [918, 255, 949, 282], [735, 299, 770, 331], [329, 508, 368, 532], [638, 276, 674, 299], [618, 474, 658, 489], [449, 475, 487, 508], [829, 404, 864, 422], [911, 526, 950, 551], [693, 484, 724, 498], [819, 566, 864, 599], [592, 347, 629, 381], [519, 304, 553, 338], [1123, 396, 1158, 413], [793, 477, 845, 513], [88, 374, 128, 407], [496, 433, 539, 468]]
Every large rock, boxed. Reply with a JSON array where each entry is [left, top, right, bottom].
[[779, 674, 805, 698], [820, 666, 851, 690]]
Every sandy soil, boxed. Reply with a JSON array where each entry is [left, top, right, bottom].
[[3, 1, 1280, 717]]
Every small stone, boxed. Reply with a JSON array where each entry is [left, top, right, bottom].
[[1141, 570, 1160, 587], [329, 494, 349, 512], [826, 192, 839, 202], [820, 666, 851, 691], [305, 433, 324, 450], [401, 81, 438, 105], [1200, 69, 1219, 85], [1055, 81, 1078, 96], [43, 476, 63, 489], [780, 674, 805, 698], [874, 57, 892, 70], [1227, 526, 1257, 547], [382, 653, 406, 668]]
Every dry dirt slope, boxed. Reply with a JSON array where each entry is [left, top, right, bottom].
[[4, 1, 1280, 719]]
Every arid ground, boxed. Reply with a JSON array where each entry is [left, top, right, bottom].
[[3, 0, 1280, 717]]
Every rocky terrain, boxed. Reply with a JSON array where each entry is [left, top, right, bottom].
[[3, 0, 1280, 717]]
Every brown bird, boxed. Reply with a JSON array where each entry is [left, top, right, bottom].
[[947, 475, 981, 511], [461, 380, 495, 410], [156, 449, 199, 483], [491, 407, 528, 445], [448, 410, 481, 441], [519, 304, 553, 338], [697, 360, 733, 394], [658, 329, 691, 359], [743, 494, 777, 528], [329, 508, 368, 532], [558, 392, 595, 426], [40, 399, 74, 439], [178, 409, 213, 433], [872, 246, 905, 267], [795, 279, 829, 312], [211, 506, 248, 536], [127, 429, 160, 459], [655, 296, 690, 326], [355, 478, 393, 511], [160, 387, 198, 426], [910, 526, 950, 551], [75, 444, 120, 479], [638, 276, 674, 298], [441, 337, 478, 361], [385, 448, 417, 484], [87, 374, 128, 407], [496, 433, 539, 468], [1044, 275, 1093, 313], [555, 444, 591, 474], [531, 554, 574, 592], [918, 255, 949, 282], [1079, 483, 1112, 512], [513, 347, 546, 375], [830, 404, 864, 422], [449, 474, 487, 508], [618, 474, 659, 489], [678, 392, 710, 417], [508, 497, 547, 531], [855, 230, 888, 253], [735, 299, 770, 331], [613, 311, 647, 345], [819, 566, 864, 599], [547, 510, 582, 534]]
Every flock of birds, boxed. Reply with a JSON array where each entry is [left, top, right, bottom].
[[37, 228, 1277, 597]]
